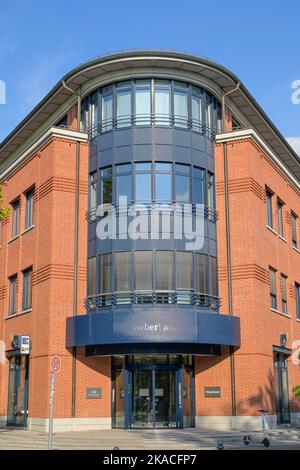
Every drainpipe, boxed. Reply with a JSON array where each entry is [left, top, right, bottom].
[[62, 80, 81, 419], [221, 82, 240, 417]]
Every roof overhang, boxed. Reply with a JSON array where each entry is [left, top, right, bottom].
[[1, 50, 299, 180]]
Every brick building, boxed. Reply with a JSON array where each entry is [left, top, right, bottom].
[[0, 51, 299, 432]]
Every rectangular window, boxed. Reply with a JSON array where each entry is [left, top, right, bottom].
[[116, 81, 131, 128], [193, 167, 205, 204], [22, 268, 32, 311], [175, 164, 190, 203], [270, 267, 277, 309], [174, 82, 188, 128], [135, 80, 151, 125], [176, 251, 192, 291], [90, 91, 98, 137], [116, 164, 132, 203], [207, 172, 215, 210], [115, 252, 131, 292], [292, 212, 298, 248], [295, 283, 300, 320], [281, 274, 287, 314], [11, 199, 20, 238], [135, 163, 152, 203], [191, 87, 202, 132], [9, 275, 17, 315], [156, 251, 174, 291], [134, 251, 153, 291], [266, 189, 273, 228], [99, 253, 112, 294], [154, 80, 171, 126], [101, 85, 113, 131], [89, 172, 97, 210], [155, 163, 172, 202], [277, 199, 284, 237], [195, 253, 208, 294], [25, 189, 34, 229], [210, 256, 218, 297], [87, 257, 96, 297], [100, 167, 112, 204]]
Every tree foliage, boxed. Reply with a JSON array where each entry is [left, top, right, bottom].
[[0, 184, 10, 220]]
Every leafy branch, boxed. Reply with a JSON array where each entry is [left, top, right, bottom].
[[0, 184, 10, 221]]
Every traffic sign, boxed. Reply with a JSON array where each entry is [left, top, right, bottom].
[[50, 355, 61, 373]]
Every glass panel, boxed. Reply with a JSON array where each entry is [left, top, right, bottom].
[[100, 167, 112, 204], [156, 251, 174, 291], [87, 257, 96, 297], [132, 370, 153, 427], [207, 173, 215, 210], [156, 173, 172, 202], [116, 81, 131, 128], [135, 80, 151, 125], [136, 174, 151, 202], [89, 172, 97, 209], [176, 252, 192, 290], [9, 275, 17, 315], [99, 253, 112, 294], [112, 364, 125, 428], [266, 190, 273, 228], [115, 252, 131, 292], [155, 370, 176, 427], [25, 189, 34, 229], [12, 200, 20, 238], [90, 91, 98, 137], [195, 253, 208, 294], [22, 269, 32, 310], [175, 174, 190, 202], [191, 87, 202, 132], [7, 355, 29, 427], [116, 174, 132, 204], [277, 201, 284, 237], [134, 251, 153, 291], [155, 80, 170, 126], [174, 82, 188, 128], [101, 86, 113, 131], [193, 167, 205, 204], [210, 257, 218, 297], [182, 367, 194, 427]]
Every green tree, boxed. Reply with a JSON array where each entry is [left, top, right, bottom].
[[0, 184, 10, 220], [293, 386, 300, 398]]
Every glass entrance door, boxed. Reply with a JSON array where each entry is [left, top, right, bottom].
[[131, 368, 177, 428], [7, 355, 29, 427], [274, 352, 290, 424]]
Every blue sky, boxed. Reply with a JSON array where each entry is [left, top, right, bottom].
[[0, 0, 300, 153]]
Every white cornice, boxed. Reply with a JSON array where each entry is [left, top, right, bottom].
[[216, 129, 300, 190], [0, 127, 88, 182]]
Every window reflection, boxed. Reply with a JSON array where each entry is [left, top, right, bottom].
[[102, 86, 113, 131], [155, 80, 171, 126], [175, 164, 190, 203], [155, 163, 172, 202], [135, 163, 152, 202], [116, 81, 131, 128], [100, 167, 112, 204], [135, 80, 151, 125], [174, 82, 188, 128]]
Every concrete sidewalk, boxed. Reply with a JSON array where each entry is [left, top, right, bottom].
[[0, 427, 300, 450]]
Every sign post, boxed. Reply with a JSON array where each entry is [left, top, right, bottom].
[[48, 355, 61, 450]]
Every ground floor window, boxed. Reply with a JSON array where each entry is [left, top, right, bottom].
[[7, 354, 29, 427], [112, 355, 195, 429]]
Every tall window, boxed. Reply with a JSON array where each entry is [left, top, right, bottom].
[[9, 274, 17, 315], [191, 87, 202, 132], [22, 268, 32, 311], [155, 163, 172, 202], [205, 94, 213, 135], [134, 251, 153, 291], [292, 212, 298, 248], [176, 252, 192, 291], [193, 167, 205, 204], [116, 164, 132, 203], [11, 199, 20, 238], [277, 199, 284, 237], [100, 167, 112, 204], [135, 163, 152, 203], [87, 257, 96, 297], [210, 257, 218, 297], [174, 82, 188, 128], [281, 274, 287, 314], [115, 252, 131, 292], [90, 91, 98, 137], [269, 267, 277, 309], [135, 80, 151, 125], [195, 253, 208, 294], [156, 251, 174, 291], [99, 253, 112, 294], [25, 189, 34, 229], [295, 283, 300, 320], [266, 189, 273, 228], [89, 172, 97, 210], [116, 81, 131, 128], [207, 173, 215, 210], [101, 85, 113, 131], [175, 164, 190, 203], [154, 80, 171, 126]]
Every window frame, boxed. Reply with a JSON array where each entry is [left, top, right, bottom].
[[25, 187, 34, 230], [295, 283, 300, 320], [11, 198, 20, 238], [269, 267, 277, 310], [291, 211, 298, 248], [22, 267, 32, 311], [266, 188, 274, 229], [277, 198, 284, 237], [280, 273, 288, 314], [9, 274, 17, 315]]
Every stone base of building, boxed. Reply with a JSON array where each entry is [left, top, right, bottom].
[[195, 415, 278, 431], [28, 417, 111, 433]]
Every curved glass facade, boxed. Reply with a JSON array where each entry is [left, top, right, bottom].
[[81, 79, 222, 139]]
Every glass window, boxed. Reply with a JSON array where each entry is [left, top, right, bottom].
[[154, 80, 171, 126], [292, 212, 298, 248], [22, 268, 32, 311], [102, 85, 113, 131], [266, 189, 273, 228], [9, 274, 17, 315], [116, 81, 131, 128], [210, 257, 218, 297], [99, 253, 112, 294], [80, 96, 89, 131], [281, 274, 287, 314], [116, 165, 132, 204], [191, 87, 202, 132], [90, 91, 98, 137], [156, 251, 174, 291], [135, 163, 152, 202], [193, 167, 205, 204], [205, 93, 213, 135], [115, 252, 131, 292], [87, 257, 96, 297], [89, 172, 97, 209], [135, 80, 151, 125], [134, 251, 153, 291], [176, 252, 192, 290], [296, 283, 300, 320], [100, 167, 112, 204], [25, 188, 34, 229], [270, 267, 277, 309], [277, 199, 284, 237], [174, 82, 188, 128], [195, 253, 208, 294], [207, 172, 215, 210], [175, 164, 190, 203], [155, 163, 172, 202], [11, 199, 20, 238]]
